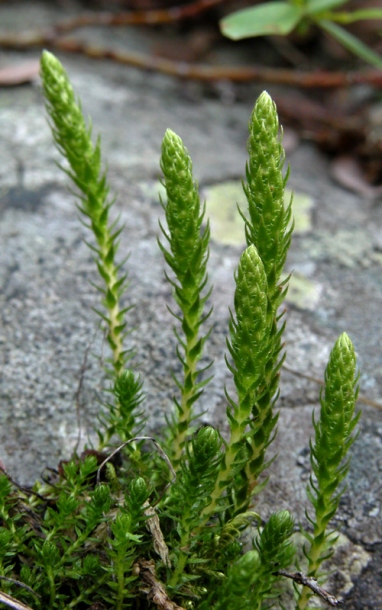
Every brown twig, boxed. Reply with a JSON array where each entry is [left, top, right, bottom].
[[1, 30, 382, 88], [0, 577, 40, 600], [143, 501, 171, 567], [276, 569, 339, 607], [137, 559, 186, 610], [96, 436, 176, 488], [0, 466, 46, 502], [96, 437, 174, 566], [42, 39, 382, 88], [0, 590, 34, 610], [0, 0, 225, 46], [52, 0, 226, 33]]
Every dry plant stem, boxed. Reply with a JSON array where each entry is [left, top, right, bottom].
[[49, 40, 382, 88], [52, 0, 226, 32], [2, 0, 382, 88], [96, 436, 176, 487], [143, 502, 171, 568], [2, 36, 382, 88], [0, 591, 34, 610], [0, 0, 224, 48], [96, 436, 174, 567], [138, 560, 186, 610], [0, 467, 45, 503], [276, 570, 338, 607], [0, 577, 39, 600]]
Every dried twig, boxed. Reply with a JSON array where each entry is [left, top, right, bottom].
[[96, 436, 176, 489], [0, 577, 40, 599], [276, 569, 339, 607], [46, 40, 382, 89], [143, 502, 171, 568], [1, 12, 382, 89], [0, 479, 46, 539], [52, 0, 226, 33], [137, 559, 186, 610], [96, 437, 174, 566], [0, 0, 224, 46], [0, 467, 46, 502], [0, 591, 34, 610]]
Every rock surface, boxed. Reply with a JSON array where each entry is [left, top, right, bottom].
[[0, 2, 381, 608]]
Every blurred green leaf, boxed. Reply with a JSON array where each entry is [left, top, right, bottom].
[[306, 0, 348, 14], [220, 2, 304, 40], [329, 9, 382, 24], [320, 19, 382, 69]]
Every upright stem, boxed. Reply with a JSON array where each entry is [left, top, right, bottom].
[[201, 245, 272, 521], [160, 128, 212, 467], [297, 333, 360, 609], [40, 50, 131, 377], [239, 91, 293, 500], [115, 548, 126, 610]]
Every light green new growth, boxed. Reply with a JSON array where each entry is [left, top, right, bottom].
[[167, 426, 222, 588], [159, 129, 212, 467], [40, 50, 142, 448], [239, 91, 292, 504], [191, 92, 292, 522], [243, 92, 293, 301], [0, 51, 362, 610], [297, 332, 360, 609], [40, 51, 131, 377], [200, 244, 273, 521]]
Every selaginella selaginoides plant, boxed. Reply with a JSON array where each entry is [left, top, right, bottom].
[[0, 50, 360, 610]]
